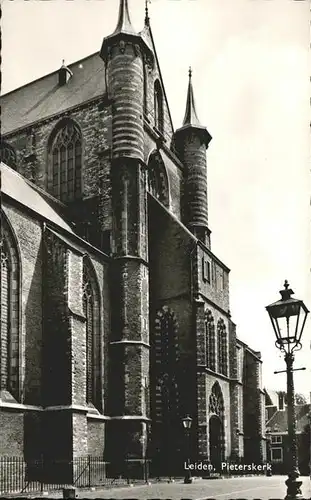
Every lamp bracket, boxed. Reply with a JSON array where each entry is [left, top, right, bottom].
[[273, 367, 306, 375]]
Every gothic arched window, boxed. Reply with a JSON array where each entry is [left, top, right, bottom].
[[147, 151, 169, 208], [154, 80, 164, 134], [0, 142, 17, 170], [154, 306, 180, 425], [49, 120, 82, 202], [0, 221, 20, 401], [217, 319, 228, 376], [205, 310, 216, 371], [82, 257, 101, 409], [209, 382, 224, 418]]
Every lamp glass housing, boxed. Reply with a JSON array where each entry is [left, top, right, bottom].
[[182, 415, 192, 430], [266, 282, 309, 351]]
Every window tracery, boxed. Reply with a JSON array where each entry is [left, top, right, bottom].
[[209, 382, 224, 418], [0, 223, 20, 400], [49, 121, 82, 202], [205, 310, 216, 371], [217, 319, 228, 376], [154, 306, 180, 425], [147, 151, 169, 208], [82, 258, 100, 408]]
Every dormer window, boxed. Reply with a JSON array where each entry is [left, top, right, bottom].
[[154, 80, 164, 134], [58, 60, 73, 86]]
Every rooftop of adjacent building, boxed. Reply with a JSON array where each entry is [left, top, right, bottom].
[[266, 402, 310, 434]]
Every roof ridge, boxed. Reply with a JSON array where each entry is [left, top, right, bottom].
[[1, 51, 100, 98]]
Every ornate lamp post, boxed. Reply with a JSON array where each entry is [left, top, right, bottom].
[[266, 281, 309, 499], [182, 415, 193, 484]]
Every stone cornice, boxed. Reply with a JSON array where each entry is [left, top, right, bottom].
[[196, 365, 231, 383], [2, 94, 112, 140], [112, 254, 148, 267], [0, 403, 151, 423], [0, 401, 43, 412], [109, 340, 150, 348]]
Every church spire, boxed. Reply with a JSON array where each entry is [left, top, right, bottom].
[[112, 0, 136, 36], [182, 67, 201, 127], [145, 0, 150, 27]]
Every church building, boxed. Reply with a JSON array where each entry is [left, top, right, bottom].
[[0, 0, 266, 481]]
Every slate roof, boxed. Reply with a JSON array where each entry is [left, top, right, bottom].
[[267, 403, 311, 433], [1, 52, 106, 136], [1, 162, 76, 235]]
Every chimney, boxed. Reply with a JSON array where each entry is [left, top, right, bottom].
[[58, 60, 73, 86], [278, 392, 285, 410]]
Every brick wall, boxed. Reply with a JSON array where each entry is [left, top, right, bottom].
[[3, 100, 111, 196], [243, 349, 263, 463], [87, 419, 105, 456], [197, 245, 230, 313], [3, 98, 112, 253], [0, 411, 24, 456]]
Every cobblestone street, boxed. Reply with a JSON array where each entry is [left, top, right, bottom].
[[40, 475, 311, 500]]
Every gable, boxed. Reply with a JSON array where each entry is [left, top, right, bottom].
[[140, 25, 175, 146]]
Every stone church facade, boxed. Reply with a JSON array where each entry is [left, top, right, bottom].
[[0, 0, 265, 480]]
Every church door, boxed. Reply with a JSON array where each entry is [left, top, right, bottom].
[[209, 415, 223, 472]]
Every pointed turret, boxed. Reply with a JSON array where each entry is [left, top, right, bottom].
[[176, 68, 211, 146], [182, 67, 201, 127], [100, 0, 153, 160], [174, 69, 212, 248], [144, 0, 150, 27], [100, 0, 154, 62], [111, 0, 136, 36]]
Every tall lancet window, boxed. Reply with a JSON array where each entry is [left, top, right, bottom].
[[205, 310, 216, 371], [217, 319, 228, 376], [0, 224, 20, 401], [49, 120, 82, 202], [154, 80, 164, 134], [82, 258, 101, 409]]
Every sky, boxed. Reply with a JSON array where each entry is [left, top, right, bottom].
[[2, 0, 310, 398]]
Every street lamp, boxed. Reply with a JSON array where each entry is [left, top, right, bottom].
[[266, 281, 309, 500], [182, 415, 193, 484]]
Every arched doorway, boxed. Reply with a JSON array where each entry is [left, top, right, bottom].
[[208, 382, 225, 471], [209, 415, 222, 471]]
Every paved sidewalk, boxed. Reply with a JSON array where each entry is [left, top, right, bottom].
[[35, 475, 311, 499]]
